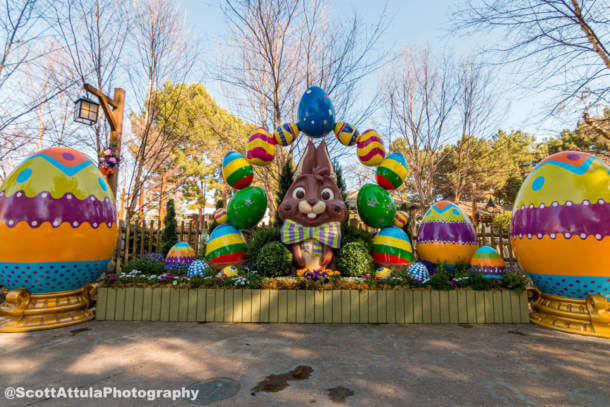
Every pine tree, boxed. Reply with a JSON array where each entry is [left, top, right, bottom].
[[333, 159, 347, 202], [275, 159, 294, 224], [215, 198, 224, 209], [161, 199, 178, 256]]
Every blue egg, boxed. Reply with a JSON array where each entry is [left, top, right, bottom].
[[297, 86, 336, 138]]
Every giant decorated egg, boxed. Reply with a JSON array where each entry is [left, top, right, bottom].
[[247, 127, 275, 166], [511, 151, 610, 299], [333, 122, 360, 146], [274, 123, 299, 146], [376, 152, 408, 190], [372, 226, 413, 267], [222, 152, 253, 189], [227, 186, 267, 229], [205, 224, 247, 268], [214, 208, 228, 224], [187, 259, 211, 277], [417, 201, 477, 266], [165, 241, 195, 267], [0, 147, 117, 294], [375, 266, 392, 280], [470, 246, 506, 279], [408, 262, 430, 283], [297, 86, 336, 138], [393, 211, 409, 228], [217, 265, 239, 279], [357, 130, 385, 166], [357, 184, 396, 228]]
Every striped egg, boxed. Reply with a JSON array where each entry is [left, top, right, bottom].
[[214, 208, 228, 224], [165, 242, 196, 267], [393, 211, 409, 228], [417, 201, 478, 266], [357, 129, 385, 166], [372, 226, 413, 268], [470, 246, 506, 279], [408, 262, 430, 283], [222, 152, 253, 189], [375, 266, 392, 280], [333, 122, 360, 146], [217, 265, 239, 279], [205, 224, 247, 269], [0, 147, 117, 294], [511, 151, 610, 300], [274, 123, 299, 146], [376, 152, 408, 190], [247, 127, 276, 166]]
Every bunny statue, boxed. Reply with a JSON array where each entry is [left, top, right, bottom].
[[279, 140, 347, 271]]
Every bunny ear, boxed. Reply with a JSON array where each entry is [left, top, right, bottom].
[[314, 140, 337, 182], [295, 139, 317, 177]]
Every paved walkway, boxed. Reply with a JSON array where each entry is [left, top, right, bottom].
[[1, 322, 609, 406]]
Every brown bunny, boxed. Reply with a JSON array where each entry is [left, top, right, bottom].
[[279, 139, 347, 271]]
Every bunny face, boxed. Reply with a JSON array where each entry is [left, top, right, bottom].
[[279, 140, 347, 227]]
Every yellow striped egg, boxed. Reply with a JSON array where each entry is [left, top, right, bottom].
[[214, 208, 228, 224], [247, 127, 276, 166], [333, 122, 360, 146], [357, 129, 385, 166], [393, 211, 409, 228], [274, 123, 299, 146]]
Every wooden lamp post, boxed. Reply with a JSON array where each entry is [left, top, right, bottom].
[[77, 84, 125, 196]]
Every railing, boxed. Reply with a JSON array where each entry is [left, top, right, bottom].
[[116, 220, 516, 267]]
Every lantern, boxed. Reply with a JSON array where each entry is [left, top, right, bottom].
[[73, 97, 99, 125]]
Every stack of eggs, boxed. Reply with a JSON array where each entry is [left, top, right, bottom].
[[417, 201, 478, 266], [0, 147, 117, 294], [511, 151, 610, 299], [165, 242, 195, 268]]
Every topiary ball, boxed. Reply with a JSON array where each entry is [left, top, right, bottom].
[[336, 242, 374, 277], [255, 241, 292, 278]]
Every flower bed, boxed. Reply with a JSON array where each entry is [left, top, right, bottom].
[[95, 287, 529, 324]]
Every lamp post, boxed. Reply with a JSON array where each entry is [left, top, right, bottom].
[[74, 84, 125, 196]]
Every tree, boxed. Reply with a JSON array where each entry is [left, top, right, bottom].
[[125, 0, 198, 221], [274, 159, 294, 224], [161, 198, 178, 256], [333, 159, 347, 202], [545, 109, 610, 161], [453, 1, 610, 139], [383, 47, 458, 210]]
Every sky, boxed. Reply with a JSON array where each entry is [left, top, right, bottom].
[[178, 0, 577, 140]]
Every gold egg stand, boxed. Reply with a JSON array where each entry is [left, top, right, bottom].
[[528, 287, 610, 339], [0, 283, 97, 332]]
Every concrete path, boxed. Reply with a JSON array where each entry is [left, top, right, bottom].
[[1, 322, 609, 406]]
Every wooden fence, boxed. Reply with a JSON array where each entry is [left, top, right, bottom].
[[115, 220, 516, 267]]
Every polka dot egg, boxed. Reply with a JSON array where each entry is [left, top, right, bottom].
[[247, 127, 276, 166], [217, 265, 239, 279], [187, 259, 211, 277], [222, 152, 253, 189], [375, 266, 392, 280], [511, 151, 610, 300], [0, 147, 117, 294], [357, 129, 385, 166]]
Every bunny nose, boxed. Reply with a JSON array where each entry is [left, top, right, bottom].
[[307, 199, 318, 206]]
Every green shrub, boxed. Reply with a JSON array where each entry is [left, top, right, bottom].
[[337, 242, 374, 277], [122, 255, 166, 275], [255, 241, 292, 277], [469, 273, 500, 290], [247, 226, 281, 266], [429, 271, 453, 290], [341, 223, 374, 251], [501, 269, 529, 293]]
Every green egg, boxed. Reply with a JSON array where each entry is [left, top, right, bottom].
[[227, 186, 267, 229], [356, 183, 396, 228]]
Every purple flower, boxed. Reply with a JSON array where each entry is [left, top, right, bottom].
[[110, 275, 117, 280]]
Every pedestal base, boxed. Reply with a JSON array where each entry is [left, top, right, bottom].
[[528, 288, 610, 339], [0, 284, 96, 332]]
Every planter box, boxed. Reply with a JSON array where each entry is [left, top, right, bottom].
[[95, 288, 529, 324]]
